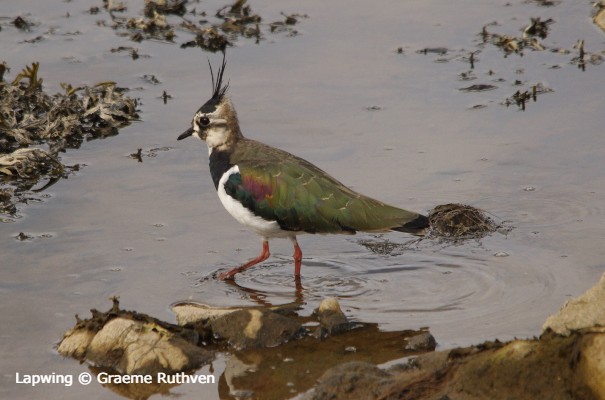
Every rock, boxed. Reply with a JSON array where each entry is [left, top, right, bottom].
[[404, 331, 437, 351], [59, 317, 212, 375], [172, 300, 302, 325], [543, 272, 605, 336], [172, 301, 239, 325], [58, 299, 212, 375], [315, 297, 354, 337], [308, 362, 393, 400], [307, 274, 605, 399], [595, 7, 605, 33], [210, 308, 303, 349], [57, 328, 96, 359], [578, 333, 605, 400]]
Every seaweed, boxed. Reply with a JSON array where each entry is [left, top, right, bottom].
[[96, 0, 306, 52], [0, 62, 139, 220]]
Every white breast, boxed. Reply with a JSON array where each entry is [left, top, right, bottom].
[[217, 165, 292, 239]]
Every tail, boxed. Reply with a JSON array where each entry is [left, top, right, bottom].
[[392, 213, 430, 236]]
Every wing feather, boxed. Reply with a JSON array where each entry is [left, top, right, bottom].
[[226, 139, 424, 234]]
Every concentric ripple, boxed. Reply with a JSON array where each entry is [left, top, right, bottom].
[[187, 230, 583, 348]]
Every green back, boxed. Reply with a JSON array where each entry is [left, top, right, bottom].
[[225, 139, 422, 234]]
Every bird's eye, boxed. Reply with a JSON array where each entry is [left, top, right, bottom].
[[198, 116, 210, 127]]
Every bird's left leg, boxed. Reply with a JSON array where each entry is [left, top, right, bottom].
[[217, 239, 270, 280], [290, 236, 302, 277]]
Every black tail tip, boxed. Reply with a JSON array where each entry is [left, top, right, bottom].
[[394, 214, 430, 235]]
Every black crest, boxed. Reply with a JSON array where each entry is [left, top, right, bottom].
[[209, 53, 229, 100], [200, 54, 229, 113]]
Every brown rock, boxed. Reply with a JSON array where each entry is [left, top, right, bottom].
[[543, 272, 605, 336], [211, 309, 303, 349]]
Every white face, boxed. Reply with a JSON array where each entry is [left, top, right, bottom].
[[192, 103, 229, 151]]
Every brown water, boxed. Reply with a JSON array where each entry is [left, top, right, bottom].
[[1, 0, 605, 399]]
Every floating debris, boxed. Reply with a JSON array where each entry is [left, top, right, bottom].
[[127, 146, 174, 163], [180, 26, 231, 52], [129, 148, 143, 163], [144, 0, 187, 18], [161, 90, 172, 103], [12, 16, 33, 31], [524, 0, 561, 6], [458, 71, 477, 81], [569, 40, 602, 71], [358, 239, 408, 256], [503, 82, 553, 111], [523, 17, 554, 39], [97, 0, 306, 52], [416, 47, 449, 55], [459, 84, 498, 92], [110, 46, 147, 60]]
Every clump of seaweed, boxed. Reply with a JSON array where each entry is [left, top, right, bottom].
[[0, 62, 139, 219], [427, 203, 499, 240]]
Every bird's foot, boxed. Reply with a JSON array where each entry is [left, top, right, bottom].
[[216, 269, 237, 281]]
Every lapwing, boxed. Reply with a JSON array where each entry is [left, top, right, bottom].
[[178, 58, 429, 280]]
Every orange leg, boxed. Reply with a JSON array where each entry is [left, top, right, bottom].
[[291, 237, 302, 277], [217, 240, 270, 280]]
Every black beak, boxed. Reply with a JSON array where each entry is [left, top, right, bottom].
[[177, 127, 194, 141]]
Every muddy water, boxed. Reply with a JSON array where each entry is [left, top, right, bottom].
[[1, 0, 605, 399]]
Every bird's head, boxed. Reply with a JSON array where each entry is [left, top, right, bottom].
[[178, 55, 242, 152]]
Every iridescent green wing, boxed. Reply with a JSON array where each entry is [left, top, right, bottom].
[[226, 139, 423, 234]]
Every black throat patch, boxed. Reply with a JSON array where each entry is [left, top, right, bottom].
[[208, 149, 233, 190]]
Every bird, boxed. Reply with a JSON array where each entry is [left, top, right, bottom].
[[177, 57, 429, 280]]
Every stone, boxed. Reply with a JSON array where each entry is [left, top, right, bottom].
[[211, 309, 303, 349], [59, 317, 212, 375], [404, 331, 437, 351], [308, 361, 393, 400], [315, 297, 352, 337], [543, 272, 605, 336]]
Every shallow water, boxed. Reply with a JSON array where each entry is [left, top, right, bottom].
[[1, 0, 605, 399]]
